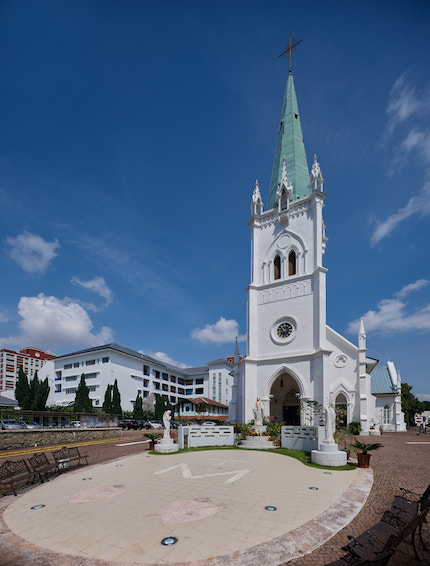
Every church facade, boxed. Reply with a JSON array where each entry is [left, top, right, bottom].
[[230, 70, 405, 434]]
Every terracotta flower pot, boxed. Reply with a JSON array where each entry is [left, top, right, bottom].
[[357, 453, 371, 468]]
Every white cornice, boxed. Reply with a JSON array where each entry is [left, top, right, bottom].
[[243, 348, 333, 365], [246, 266, 327, 292]]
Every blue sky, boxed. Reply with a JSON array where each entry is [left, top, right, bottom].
[[1, 1, 429, 398]]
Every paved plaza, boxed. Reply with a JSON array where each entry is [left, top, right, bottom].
[[0, 431, 429, 565]]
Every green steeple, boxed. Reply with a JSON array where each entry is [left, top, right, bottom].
[[266, 71, 310, 210]]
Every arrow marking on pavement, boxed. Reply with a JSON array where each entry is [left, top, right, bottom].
[[154, 463, 250, 484]]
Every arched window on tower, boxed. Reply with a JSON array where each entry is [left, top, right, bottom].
[[274, 255, 281, 280], [288, 250, 296, 276]]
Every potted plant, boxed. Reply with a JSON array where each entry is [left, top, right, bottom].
[[350, 440, 383, 468], [143, 432, 162, 451]]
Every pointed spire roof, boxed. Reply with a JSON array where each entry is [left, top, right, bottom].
[[266, 71, 310, 209]]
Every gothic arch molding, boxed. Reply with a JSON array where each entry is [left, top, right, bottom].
[[264, 365, 309, 399]]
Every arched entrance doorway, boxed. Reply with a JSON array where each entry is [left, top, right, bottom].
[[335, 392, 348, 428], [270, 372, 300, 425]]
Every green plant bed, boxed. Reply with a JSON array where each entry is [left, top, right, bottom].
[[149, 445, 356, 470], [266, 447, 356, 470]]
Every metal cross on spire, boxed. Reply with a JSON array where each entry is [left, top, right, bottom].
[[278, 33, 304, 71]]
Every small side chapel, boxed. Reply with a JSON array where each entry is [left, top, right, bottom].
[[229, 65, 405, 434]]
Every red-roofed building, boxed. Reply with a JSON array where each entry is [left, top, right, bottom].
[[174, 396, 229, 422], [0, 347, 55, 391]]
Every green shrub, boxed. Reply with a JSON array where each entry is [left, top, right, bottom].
[[349, 421, 362, 435]]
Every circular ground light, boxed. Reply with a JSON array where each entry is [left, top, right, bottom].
[[309, 487, 319, 490], [161, 536, 178, 546], [324, 472, 332, 475], [31, 504, 45, 510], [82, 477, 92, 481], [115, 465, 123, 467], [265, 505, 277, 511]]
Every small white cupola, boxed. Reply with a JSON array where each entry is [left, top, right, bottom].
[[251, 180, 263, 215], [309, 154, 324, 192], [276, 157, 293, 212]]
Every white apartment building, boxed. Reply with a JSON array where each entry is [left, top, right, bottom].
[[40, 343, 233, 412]]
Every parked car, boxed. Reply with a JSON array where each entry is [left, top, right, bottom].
[[70, 421, 82, 428], [20, 421, 42, 429], [1, 419, 24, 430], [42, 420, 58, 428], [201, 421, 217, 426], [148, 420, 163, 429], [136, 420, 151, 429], [120, 419, 139, 430]]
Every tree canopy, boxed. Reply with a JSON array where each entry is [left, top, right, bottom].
[[154, 395, 173, 419], [133, 393, 144, 419], [74, 374, 93, 413], [15, 365, 31, 409], [15, 366, 49, 410], [401, 382, 425, 425], [112, 379, 122, 417], [102, 384, 113, 414]]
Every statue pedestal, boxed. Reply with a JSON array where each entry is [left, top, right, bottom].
[[311, 441, 347, 467], [154, 436, 179, 454]]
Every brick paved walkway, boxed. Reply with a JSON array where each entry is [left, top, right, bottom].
[[0, 430, 429, 565], [284, 431, 430, 565]]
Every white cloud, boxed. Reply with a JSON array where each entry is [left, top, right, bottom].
[[417, 393, 430, 401], [71, 276, 113, 307], [401, 129, 430, 164], [373, 76, 430, 245], [191, 317, 246, 344], [385, 75, 430, 135], [370, 181, 430, 246], [0, 309, 8, 323], [0, 293, 113, 350], [347, 280, 430, 336], [7, 232, 59, 274], [394, 279, 429, 299], [141, 350, 188, 369]]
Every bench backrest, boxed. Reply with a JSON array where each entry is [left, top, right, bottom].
[[28, 452, 51, 472], [0, 459, 32, 479]]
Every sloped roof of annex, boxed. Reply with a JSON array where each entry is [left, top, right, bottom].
[[50, 343, 231, 377]]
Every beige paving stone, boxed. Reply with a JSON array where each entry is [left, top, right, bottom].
[[2, 449, 365, 565]]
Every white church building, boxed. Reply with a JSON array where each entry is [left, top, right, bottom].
[[229, 68, 406, 434]]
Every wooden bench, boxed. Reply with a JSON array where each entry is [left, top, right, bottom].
[[51, 446, 89, 472], [325, 484, 430, 565], [0, 459, 44, 496], [28, 452, 57, 482]]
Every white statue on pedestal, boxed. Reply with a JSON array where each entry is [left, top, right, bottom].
[[253, 398, 264, 426], [324, 401, 336, 444], [162, 410, 172, 440]]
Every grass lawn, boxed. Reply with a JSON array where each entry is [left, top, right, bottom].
[[150, 444, 356, 470]]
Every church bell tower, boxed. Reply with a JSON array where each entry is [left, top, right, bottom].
[[236, 66, 330, 424]]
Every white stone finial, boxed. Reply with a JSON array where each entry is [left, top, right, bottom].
[[251, 180, 263, 215], [310, 153, 324, 191], [358, 317, 366, 350], [277, 157, 293, 212]]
